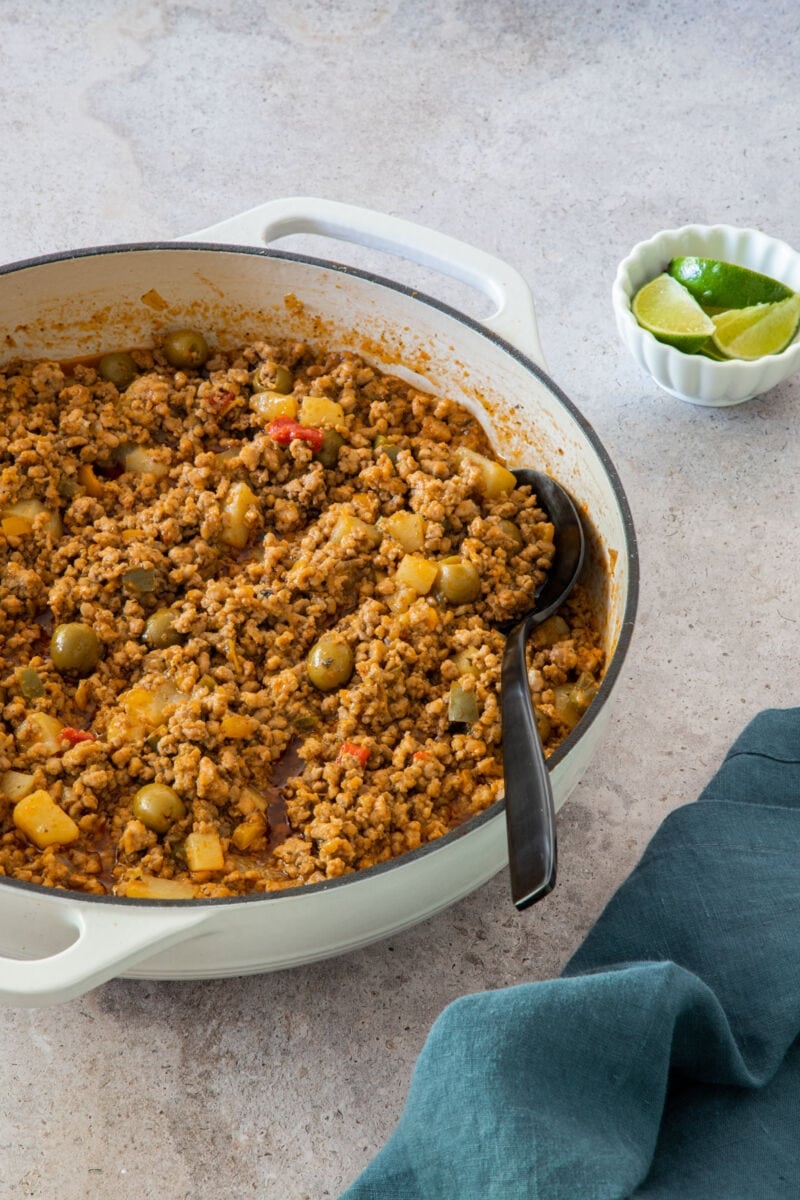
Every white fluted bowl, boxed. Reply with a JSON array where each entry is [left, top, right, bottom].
[[613, 223, 800, 406]]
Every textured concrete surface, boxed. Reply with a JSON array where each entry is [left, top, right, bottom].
[[2, 2, 800, 1196]]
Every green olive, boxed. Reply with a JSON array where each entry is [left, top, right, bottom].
[[436, 559, 481, 605], [50, 623, 101, 675], [143, 609, 182, 649], [273, 365, 294, 394], [497, 519, 525, 553], [132, 782, 186, 834], [314, 429, 344, 468], [163, 329, 210, 370], [307, 636, 355, 692], [98, 351, 137, 390]]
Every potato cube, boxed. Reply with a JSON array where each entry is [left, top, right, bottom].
[[185, 830, 225, 872], [396, 554, 439, 595], [453, 447, 516, 497], [250, 391, 298, 422], [78, 463, 105, 498], [2, 499, 62, 539], [2, 515, 33, 536], [329, 513, 381, 547], [231, 813, 267, 851], [16, 712, 65, 754], [380, 510, 426, 552], [125, 876, 197, 899], [0, 770, 36, 802], [298, 395, 344, 427], [13, 789, 80, 848], [122, 445, 170, 479], [220, 481, 258, 548], [220, 714, 259, 739]]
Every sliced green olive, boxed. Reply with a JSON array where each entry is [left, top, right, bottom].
[[163, 329, 210, 370], [314, 429, 344, 468], [98, 351, 137, 390], [143, 609, 182, 648], [273, 365, 294, 394], [250, 363, 294, 395], [50, 623, 101, 675], [436, 559, 481, 604], [307, 636, 355, 692], [18, 667, 45, 700], [497, 519, 525, 553], [448, 681, 479, 724], [122, 567, 158, 595], [132, 782, 186, 834]]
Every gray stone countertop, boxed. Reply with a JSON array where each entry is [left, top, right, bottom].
[[1, 2, 798, 1197]]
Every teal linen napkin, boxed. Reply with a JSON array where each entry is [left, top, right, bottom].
[[341, 708, 800, 1198]]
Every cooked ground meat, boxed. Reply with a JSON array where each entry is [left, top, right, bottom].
[[0, 333, 604, 898]]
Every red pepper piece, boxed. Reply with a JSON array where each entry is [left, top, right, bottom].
[[337, 742, 370, 767], [60, 727, 98, 745], [266, 416, 324, 452], [204, 390, 236, 415], [412, 750, 430, 761]]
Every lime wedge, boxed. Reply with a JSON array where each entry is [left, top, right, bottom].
[[711, 294, 800, 360], [669, 257, 794, 309], [631, 273, 714, 352]]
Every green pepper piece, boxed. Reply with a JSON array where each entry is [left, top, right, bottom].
[[448, 681, 479, 724], [18, 667, 45, 700], [122, 567, 157, 594], [373, 435, 399, 465]]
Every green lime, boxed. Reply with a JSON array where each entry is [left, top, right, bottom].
[[711, 293, 800, 360], [668, 257, 794, 309], [631, 273, 714, 352]]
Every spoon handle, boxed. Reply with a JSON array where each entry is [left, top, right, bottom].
[[501, 613, 557, 910]]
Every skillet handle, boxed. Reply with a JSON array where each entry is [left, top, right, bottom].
[[0, 897, 210, 1008], [182, 197, 546, 369]]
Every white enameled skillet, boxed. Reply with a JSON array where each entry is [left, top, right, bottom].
[[0, 198, 638, 1006]]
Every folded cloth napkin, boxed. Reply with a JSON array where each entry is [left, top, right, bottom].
[[341, 708, 800, 1198]]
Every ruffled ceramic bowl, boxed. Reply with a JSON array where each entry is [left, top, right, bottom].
[[613, 223, 800, 406]]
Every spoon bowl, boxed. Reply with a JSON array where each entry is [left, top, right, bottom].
[[501, 469, 586, 910]]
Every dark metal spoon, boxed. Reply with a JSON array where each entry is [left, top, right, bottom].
[[501, 468, 585, 911]]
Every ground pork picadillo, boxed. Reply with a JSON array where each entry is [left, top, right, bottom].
[[0, 331, 604, 898]]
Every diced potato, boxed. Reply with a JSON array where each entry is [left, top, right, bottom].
[[122, 682, 182, 727], [250, 391, 298, 422], [380, 510, 426, 552], [298, 395, 344, 427], [0, 770, 36, 802], [220, 481, 258, 548], [16, 712, 65, 754], [78, 463, 104, 498], [125, 876, 197, 899], [231, 813, 267, 851], [238, 786, 269, 814], [1, 499, 62, 539], [220, 714, 259, 739], [396, 554, 439, 595], [531, 615, 571, 648], [122, 445, 170, 479], [329, 513, 381, 547], [13, 789, 80, 848], [185, 830, 225, 872], [2, 515, 32, 536], [453, 446, 516, 497]]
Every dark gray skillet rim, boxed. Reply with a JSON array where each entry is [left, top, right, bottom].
[[0, 240, 640, 909]]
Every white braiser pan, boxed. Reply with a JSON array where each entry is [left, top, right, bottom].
[[0, 198, 638, 1007]]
